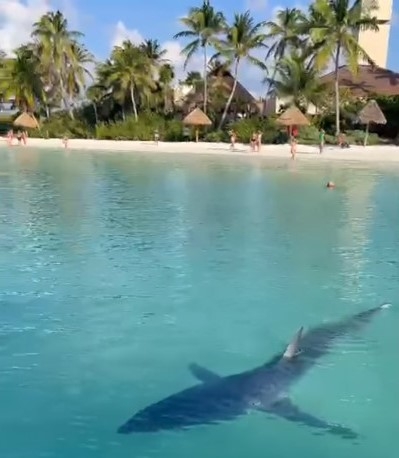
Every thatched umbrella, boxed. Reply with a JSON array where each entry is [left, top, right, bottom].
[[358, 100, 386, 146], [13, 112, 40, 129], [183, 107, 212, 142], [276, 105, 310, 135]]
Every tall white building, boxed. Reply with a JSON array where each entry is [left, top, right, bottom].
[[357, 0, 393, 68]]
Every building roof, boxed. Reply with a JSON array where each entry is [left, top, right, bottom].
[[320, 65, 399, 97], [184, 67, 257, 107]]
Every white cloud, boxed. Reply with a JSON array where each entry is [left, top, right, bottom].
[[111, 21, 144, 48], [246, 0, 268, 11], [0, 0, 78, 56], [110, 20, 202, 82]]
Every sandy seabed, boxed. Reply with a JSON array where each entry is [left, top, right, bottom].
[[1, 137, 399, 165]]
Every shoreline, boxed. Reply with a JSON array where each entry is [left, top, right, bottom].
[[1, 137, 399, 164]]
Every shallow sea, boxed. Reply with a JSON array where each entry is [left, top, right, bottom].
[[0, 148, 398, 458]]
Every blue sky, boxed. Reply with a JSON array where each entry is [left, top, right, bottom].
[[0, 0, 398, 95]]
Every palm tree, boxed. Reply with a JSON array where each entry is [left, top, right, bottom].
[[0, 51, 13, 103], [9, 45, 43, 112], [107, 40, 155, 120], [305, 0, 387, 135], [213, 11, 267, 128], [158, 63, 175, 112], [183, 71, 203, 88], [86, 84, 105, 124], [207, 58, 229, 75], [31, 10, 84, 117], [264, 8, 305, 99], [268, 52, 328, 111], [65, 42, 94, 111], [96, 59, 126, 119], [174, 0, 225, 114], [140, 39, 167, 64]]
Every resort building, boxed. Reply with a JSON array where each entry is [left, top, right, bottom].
[[357, 0, 393, 68], [319, 64, 399, 97], [263, 0, 396, 115], [177, 67, 259, 118]]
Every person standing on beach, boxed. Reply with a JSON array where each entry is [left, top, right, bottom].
[[319, 128, 325, 154], [229, 130, 237, 150], [290, 135, 297, 159], [250, 132, 257, 151], [6, 129, 13, 146], [154, 129, 159, 145]]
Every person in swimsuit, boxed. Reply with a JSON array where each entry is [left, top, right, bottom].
[[154, 129, 159, 145], [229, 130, 237, 150], [6, 130, 13, 146], [16, 130, 22, 145], [250, 132, 257, 151], [290, 135, 297, 159]]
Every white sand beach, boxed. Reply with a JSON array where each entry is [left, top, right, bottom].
[[1, 137, 399, 164]]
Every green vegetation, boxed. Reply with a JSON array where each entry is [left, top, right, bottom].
[[25, 110, 385, 147], [0, 0, 396, 144]]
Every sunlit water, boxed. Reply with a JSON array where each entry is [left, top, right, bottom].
[[0, 148, 398, 458]]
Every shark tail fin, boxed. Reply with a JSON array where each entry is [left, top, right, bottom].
[[283, 327, 304, 359]]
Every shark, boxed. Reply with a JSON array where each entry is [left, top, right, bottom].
[[117, 303, 392, 437]]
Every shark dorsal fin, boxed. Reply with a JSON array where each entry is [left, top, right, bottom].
[[283, 327, 304, 359], [189, 363, 221, 383]]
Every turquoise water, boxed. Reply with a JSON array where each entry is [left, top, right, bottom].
[[0, 148, 398, 458]]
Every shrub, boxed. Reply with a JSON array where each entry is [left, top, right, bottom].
[[162, 120, 184, 141], [29, 113, 94, 139], [297, 125, 320, 145], [345, 129, 381, 146], [296, 126, 383, 146], [95, 113, 186, 141], [204, 130, 229, 142], [230, 117, 281, 144], [22, 110, 387, 145]]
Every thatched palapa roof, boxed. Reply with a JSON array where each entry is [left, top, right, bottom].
[[183, 107, 212, 126], [320, 65, 399, 97], [276, 106, 310, 126], [13, 112, 39, 129], [358, 100, 387, 125], [184, 68, 257, 108]]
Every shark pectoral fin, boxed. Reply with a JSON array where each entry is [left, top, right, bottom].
[[283, 327, 304, 359], [188, 363, 221, 383], [270, 398, 358, 440]]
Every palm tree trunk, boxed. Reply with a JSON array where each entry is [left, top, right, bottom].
[[59, 74, 74, 119], [334, 42, 341, 137], [218, 59, 239, 129], [164, 88, 168, 113], [93, 103, 98, 124], [203, 45, 208, 115], [68, 96, 75, 119], [203, 45, 208, 114], [130, 82, 138, 121], [264, 67, 277, 116]]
